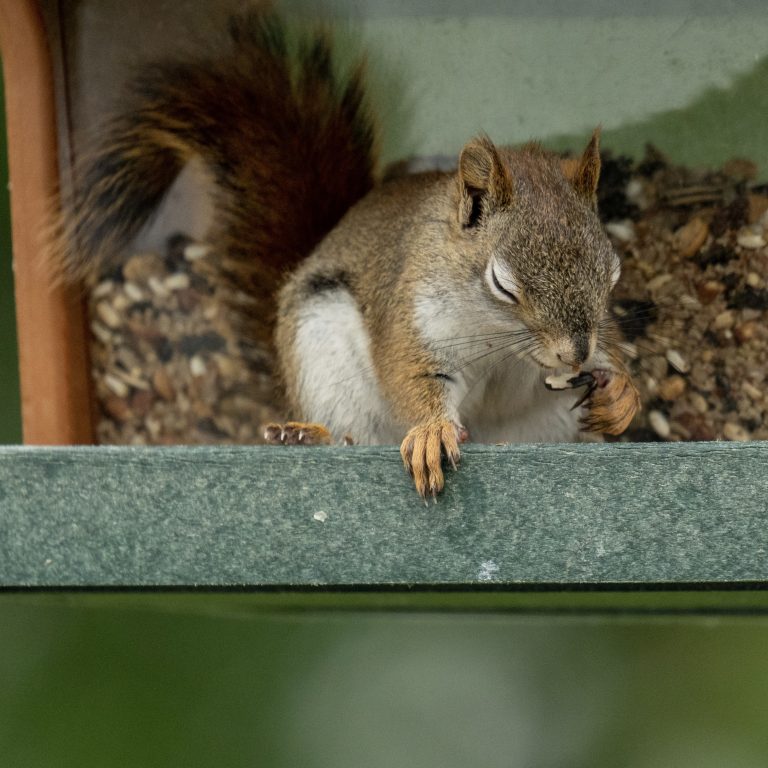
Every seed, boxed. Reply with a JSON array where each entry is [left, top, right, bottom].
[[92, 280, 114, 299], [689, 392, 708, 413], [164, 273, 191, 291], [647, 273, 673, 292], [649, 410, 671, 439], [152, 368, 176, 401], [625, 178, 646, 206], [658, 375, 687, 401], [90, 321, 112, 344], [723, 422, 750, 442], [697, 280, 725, 305], [680, 293, 701, 310], [104, 396, 131, 423], [123, 281, 144, 301], [183, 243, 211, 261], [605, 221, 635, 242], [95, 301, 121, 329], [214, 354, 238, 379], [737, 231, 766, 250], [675, 217, 709, 258], [734, 321, 758, 344], [665, 350, 690, 374], [743, 382, 763, 402], [104, 373, 129, 398], [114, 369, 149, 390], [190, 355, 206, 377], [713, 310, 735, 330], [148, 276, 170, 298], [146, 417, 161, 439]]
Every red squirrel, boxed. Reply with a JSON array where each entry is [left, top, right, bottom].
[[57, 7, 639, 498]]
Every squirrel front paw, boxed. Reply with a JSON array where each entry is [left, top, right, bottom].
[[400, 420, 465, 499], [264, 421, 333, 445], [579, 368, 641, 435]]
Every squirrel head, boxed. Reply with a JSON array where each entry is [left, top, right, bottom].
[[456, 129, 620, 370]]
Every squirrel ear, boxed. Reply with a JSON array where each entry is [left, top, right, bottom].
[[567, 126, 601, 206], [457, 136, 513, 227]]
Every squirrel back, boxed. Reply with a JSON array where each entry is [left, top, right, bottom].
[[56, 7, 376, 344]]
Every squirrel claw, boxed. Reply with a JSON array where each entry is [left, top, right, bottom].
[[263, 421, 333, 445], [400, 420, 462, 499], [578, 368, 641, 436], [569, 377, 598, 411]]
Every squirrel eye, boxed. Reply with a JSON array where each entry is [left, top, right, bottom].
[[487, 260, 520, 304]]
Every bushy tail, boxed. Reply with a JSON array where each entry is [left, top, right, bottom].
[[58, 8, 376, 313]]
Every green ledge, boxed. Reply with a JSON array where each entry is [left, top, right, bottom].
[[1, 444, 767, 602]]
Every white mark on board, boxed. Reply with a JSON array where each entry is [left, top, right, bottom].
[[313, 511, 328, 523], [478, 560, 500, 581], [596, 541, 606, 557]]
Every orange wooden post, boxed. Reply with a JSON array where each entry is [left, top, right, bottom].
[[0, 0, 94, 443]]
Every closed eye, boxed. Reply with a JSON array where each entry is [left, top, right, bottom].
[[486, 259, 521, 304], [492, 268, 518, 302]]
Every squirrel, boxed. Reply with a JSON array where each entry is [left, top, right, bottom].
[[56, 6, 640, 499]]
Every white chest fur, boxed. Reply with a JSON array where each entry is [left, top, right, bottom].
[[292, 285, 583, 445], [413, 290, 582, 443], [293, 288, 403, 444]]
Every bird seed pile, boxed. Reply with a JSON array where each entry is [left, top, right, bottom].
[[89, 235, 279, 444], [87, 150, 768, 444], [600, 148, 768, 442]]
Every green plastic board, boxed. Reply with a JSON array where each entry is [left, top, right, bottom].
[[1, 443, 767, 594]]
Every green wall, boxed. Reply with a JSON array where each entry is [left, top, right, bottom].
[[300, 2, 768, 173]]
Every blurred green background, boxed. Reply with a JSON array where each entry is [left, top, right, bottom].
[[3, 4, 768, 766], [2, 595, 768, 768]]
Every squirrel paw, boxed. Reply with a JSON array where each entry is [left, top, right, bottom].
[[400, 420, 463, 500], [263, 422, 333, 446], [579, 368, 641, 436]]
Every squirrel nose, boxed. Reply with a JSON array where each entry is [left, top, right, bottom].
[[557, 333, 593, 367]]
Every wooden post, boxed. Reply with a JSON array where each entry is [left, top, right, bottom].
[[0, 0, 94, 444]]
